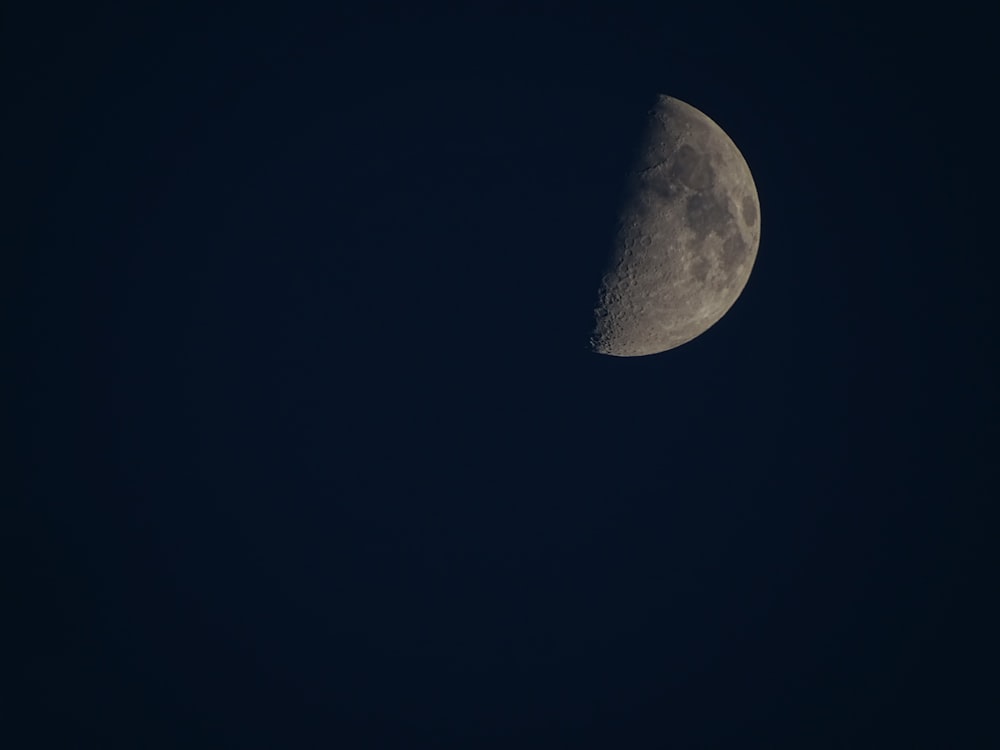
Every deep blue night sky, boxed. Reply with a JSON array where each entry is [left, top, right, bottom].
[[7, 3, 995, 748]]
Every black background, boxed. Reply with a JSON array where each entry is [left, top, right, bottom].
[[7, 3, 996, 748]]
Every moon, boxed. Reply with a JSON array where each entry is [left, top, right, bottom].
[[591, 95, 761, 356]]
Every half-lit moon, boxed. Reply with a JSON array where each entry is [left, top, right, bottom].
[[591, 95, 760, 356]]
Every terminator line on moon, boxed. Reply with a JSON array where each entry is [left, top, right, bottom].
[[591, 95, 761, 356]]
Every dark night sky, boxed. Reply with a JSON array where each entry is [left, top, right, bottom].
[[6, 3, 996, 748]]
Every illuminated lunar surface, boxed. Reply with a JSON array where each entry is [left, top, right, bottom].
[[591, 95, 760, 356]]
